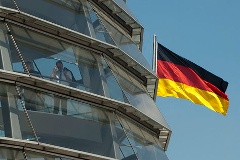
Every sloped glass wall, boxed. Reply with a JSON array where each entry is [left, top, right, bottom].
[[118, 116, 169, 160], [94, 9, 153, 74], [0, 0, 115, 45], [0, 21, 169, 128], [105, 58, 170, 128], [0, 22, 126, 102], [0, 81, 167, 159], [0, 147, 25, 160], [0, 81, 150, 159], [102, 0, 140, 28]]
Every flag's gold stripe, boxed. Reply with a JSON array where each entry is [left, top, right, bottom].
[[157, 78, 229, 115]]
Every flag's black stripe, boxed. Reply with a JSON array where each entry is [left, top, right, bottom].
[[157, 43, 228, 93]]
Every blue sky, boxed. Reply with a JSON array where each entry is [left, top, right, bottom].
[[127, 1, 240, 160]]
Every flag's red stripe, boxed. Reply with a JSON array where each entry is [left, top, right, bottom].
[[157, 43, 228, 93], [157, 60, 228, 100]]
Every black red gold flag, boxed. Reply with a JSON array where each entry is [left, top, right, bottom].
[[156, 43, 229, 115]]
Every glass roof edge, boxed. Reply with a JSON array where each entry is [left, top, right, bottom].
[[20, 11, 118, 48], [109, 0, 144, 49], [0, 6, 117, 48], [0, 137, 117, 160], [110, 0, 143, 28], [124, 105, 171, 151], [112, 47, 157, 78], [116, 111, 171, 152], [91, 0, 144, 50], [109, 47, 157, 98], [126, 108, 171, 133], [0, 5, 20, 13], [0, 7, 118, 50]]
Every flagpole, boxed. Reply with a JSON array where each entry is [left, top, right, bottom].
[[152, 34, 157, 73], [153, 34, 158, 101]]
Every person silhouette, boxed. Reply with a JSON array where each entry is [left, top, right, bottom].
[[50, 60, 73, 115]]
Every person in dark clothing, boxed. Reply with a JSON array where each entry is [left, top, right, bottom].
[[50, 60, 73, 115], [26, 61, 40, 75]]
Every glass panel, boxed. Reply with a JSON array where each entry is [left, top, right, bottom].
[[0, 147, 24, 160], [0, 22, 127, 101], [110, 114, 137, 160], [0, 0, 15, 9], [2, 0, 115, 45], [5, 23, 107, 96], [0, 80, 167, 159], [39, 100, 115, 157], [101, 0, 139, 24], [86, 2, 116, 45], [106, 58, 170, 128], [15, 0, 91, 36], [16, 86, 117, 158], [112, 0, 138, 22], [118, 116, 169, 160], [0, 81, 138, 159], [0, 83, 36, 141], [97, 14, 154, 74], [100, 56, 129, 103]]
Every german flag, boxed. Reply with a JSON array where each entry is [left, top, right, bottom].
[[157, 43, 229, 115]]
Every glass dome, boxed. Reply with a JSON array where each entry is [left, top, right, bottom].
[[0, 0, 171, 159]]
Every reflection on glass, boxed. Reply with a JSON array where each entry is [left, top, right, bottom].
[[0, 0, 15, 9], [0, 147, 24, 160], [0, 83, 36, 141], [105, 58, 170, 128], [17, 85, 117, 157], [0, 22, 127, 102], [101, 56, 128, 103], [7, 23, 106, 96], [118, 116, 169, 160], [111, 115, 138, 160], [108, 0, 137, 21], [0, 81, 169, 159], [97, 13, 153, 73], [0, 81, 136, 158], [86, 2, 115, 45], [1, 0, 115, 44], [32, 99, 116, 157]]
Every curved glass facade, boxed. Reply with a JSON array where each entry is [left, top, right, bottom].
[[0, 0, 171, 159], [4, 22, 122, 99], [0, 21, 169, 128], [0, 81, 168, 160], [0, 0, 115, 45], [0, 0, 152, 76]]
